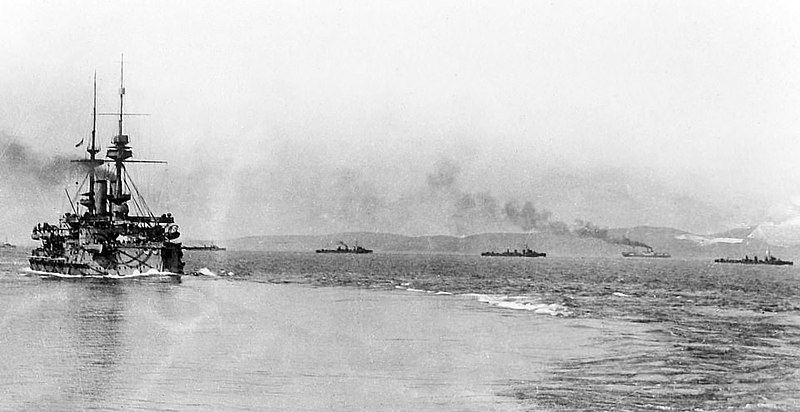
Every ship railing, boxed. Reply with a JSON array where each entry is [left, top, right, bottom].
[[32, 225, 73, 238], [123, 215, 175, 224]]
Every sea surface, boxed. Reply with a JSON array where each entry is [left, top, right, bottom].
[[1, 249, 799, 411]]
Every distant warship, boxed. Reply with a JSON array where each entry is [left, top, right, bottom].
[[481, 246, 546, 258], [316, 241, 373, 254], [714, 253, 793, 266], [1, 240, 16, 249], [28, 59, 184, 281], [183, 243, 227, 251], [621, 248, 671, 258]]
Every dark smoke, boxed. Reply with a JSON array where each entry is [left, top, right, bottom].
[[573, 219, 652, 249], [573, 219, 608, 239], [455, 192, 499, 220], [424, 158, 560, 233], [2, 136, 656, 240], [615, 236, 652, 249], [0, 133, 95, 242], [504, 200, 552, 231], [0, 135, 84, 185]]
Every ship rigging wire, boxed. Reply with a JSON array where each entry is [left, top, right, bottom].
[[69, 173, 90, 210], [122, 165, 157, 223]]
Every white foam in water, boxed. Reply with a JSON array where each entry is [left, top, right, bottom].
[[21, 267, 178, 279], [396, 289, 568, 316], [196, 267, 218, 277], [466, 294, 572, 316]]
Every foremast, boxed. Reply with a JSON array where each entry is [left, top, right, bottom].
[[77, 73, 103, 214]]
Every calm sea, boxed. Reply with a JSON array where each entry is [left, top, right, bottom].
[[1, 249, 799, 411]]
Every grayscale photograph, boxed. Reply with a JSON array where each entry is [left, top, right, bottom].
[[1, 1, 799, 410]]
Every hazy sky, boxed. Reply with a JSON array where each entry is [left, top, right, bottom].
[[2, 1, 800, 241]]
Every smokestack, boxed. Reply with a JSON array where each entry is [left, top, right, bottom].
[[94, 179, 108, 214]]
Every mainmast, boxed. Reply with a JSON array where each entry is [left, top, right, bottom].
[[87, 72, 98, 212], [116, 55, 125, 202], [90, 73, 99, 158], [106, 54, 133, 219], [118, 54, 124, 143]]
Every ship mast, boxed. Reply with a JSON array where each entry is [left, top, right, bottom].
[[87, 72, 99, 213], [106, 54, 133, 219], [77, 72, 104, 215], [116, 55, 125, 200]]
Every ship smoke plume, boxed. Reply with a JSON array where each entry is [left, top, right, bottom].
[[424, 159, 560, 234], [0, 133, 93, 241], [573, 219, 652, 249], [0, 133, 662, 242], [0, 134, 84, 185]]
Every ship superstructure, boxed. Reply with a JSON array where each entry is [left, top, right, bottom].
[[28, 59, 184, 280]]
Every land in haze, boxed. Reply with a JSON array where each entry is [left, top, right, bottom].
[[223, 225, 800, 261]]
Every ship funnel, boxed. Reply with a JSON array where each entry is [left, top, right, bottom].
[[95, 179, 108, 214]]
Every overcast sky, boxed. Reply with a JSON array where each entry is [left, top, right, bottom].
[[2, 1, 800, 240]]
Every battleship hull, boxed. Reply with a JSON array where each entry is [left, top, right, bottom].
[[29, 244, 183, 281]]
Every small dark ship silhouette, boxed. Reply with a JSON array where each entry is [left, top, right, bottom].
[[714, 253, 793, 266], [481, 246, 546, 258], [27, 59, 184, 281], [183, 243, 226, 251], [316, 241, 373, 254], [1, 238, 15, 249], [621, 247, 671, 258]]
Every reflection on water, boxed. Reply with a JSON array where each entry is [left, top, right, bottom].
[[67, 282, 126, 404], [0, 272, 184, 410]]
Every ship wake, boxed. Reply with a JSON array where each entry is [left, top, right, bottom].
[[22, 267, 180, 281]]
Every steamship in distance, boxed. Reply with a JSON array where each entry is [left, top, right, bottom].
[[1, 239, 15, 249], [481, 246, 546, 258], [621, 247, 671, 258], [27, 59, 185, 281], [316, 241, 373, 254]]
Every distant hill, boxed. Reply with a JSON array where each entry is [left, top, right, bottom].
[[224, 226, 800, 261], [226, 231, 619, 256], [607, 226, 800, 260]]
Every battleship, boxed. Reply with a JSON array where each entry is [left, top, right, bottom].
[[481, 246, 546, 258], [621, 248, 671, 258], [1, 239, 15, 249], [316, 241, 373, 254], [714, 254, 793, 266], [27, 60, 184, 281]]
